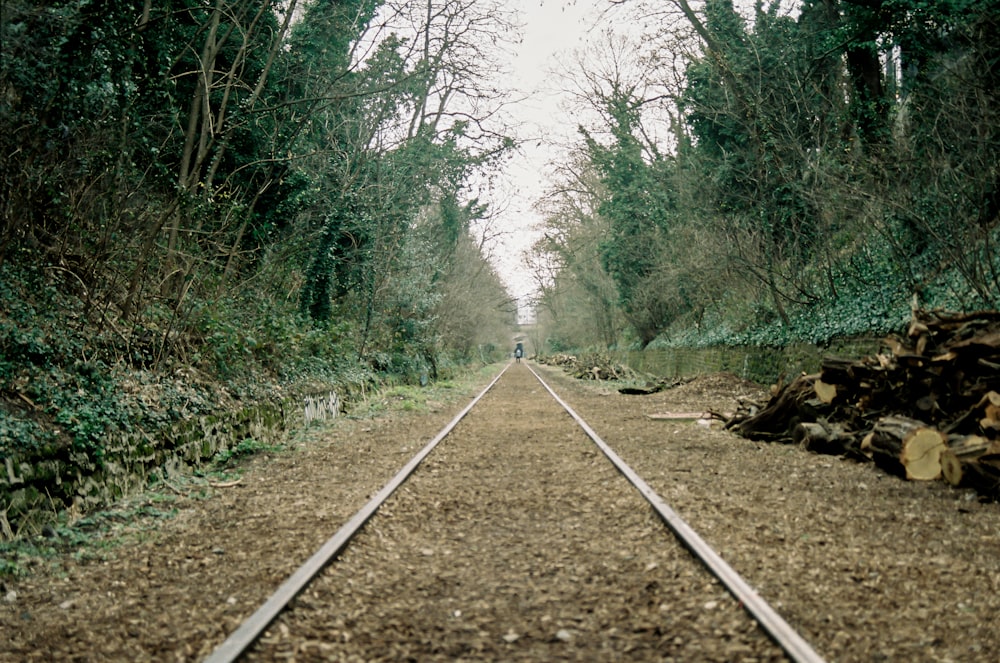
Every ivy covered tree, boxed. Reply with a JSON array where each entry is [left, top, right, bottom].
[[286, 0, 517, 373], [680, 0, 842, 325], [582, 107, 678, 345], [561, 31, 683, 347], [530, 152, 626, 351], [879, 0, 1000, 306]]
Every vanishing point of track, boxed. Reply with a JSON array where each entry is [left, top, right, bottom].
[[205, 362, 825, 662]]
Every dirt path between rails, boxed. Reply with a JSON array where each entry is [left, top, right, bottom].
[[244, 363, 783, 662], [3, 362, 1000, 662]]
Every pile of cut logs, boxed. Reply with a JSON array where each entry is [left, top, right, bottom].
[[727, 309, 1000, 499], [537, 353, 578, 368], [537, 353, 638, 382]]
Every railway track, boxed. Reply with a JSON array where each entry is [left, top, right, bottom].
[[205, 362, 822, 662]]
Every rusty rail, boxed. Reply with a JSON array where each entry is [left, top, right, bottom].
[[203, 364, 510, 663], [526, 363, 826, 663]]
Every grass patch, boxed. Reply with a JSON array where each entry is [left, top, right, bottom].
[[348, 363, 504, 419]]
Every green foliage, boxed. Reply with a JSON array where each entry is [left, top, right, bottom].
[[538, 0, 999, 356], [1, 264, 128, 458], [1, 260, 358, 460], [0, 415, 54, 454], [351, 374, 471, 420], [0, 0, 521, 542], [50, 364, 130, 456], [655, 235, 968, 349]]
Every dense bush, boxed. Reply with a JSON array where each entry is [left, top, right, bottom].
[[0, 0, 519, 477]]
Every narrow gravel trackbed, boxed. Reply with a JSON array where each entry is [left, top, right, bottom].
[[241, 363, 784, 661]]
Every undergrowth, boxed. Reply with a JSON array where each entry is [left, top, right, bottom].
[[653, 232, 1000, 349], [0, 495, 179, 579], [212, 438, 283, 467], [0, 261, 370, 463], [0, 360, 499, 577], [1, 258, 502, 541]]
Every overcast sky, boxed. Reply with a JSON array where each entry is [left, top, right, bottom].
[[486, 0, 612, 321]]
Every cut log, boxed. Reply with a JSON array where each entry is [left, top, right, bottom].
[[813, 380, 838, 404], [943, 391, 1000, 435], [940, 450, 963, 486], [620, 378, 684, 395], [867, 416, 947, 480], [947, 434, 995, 459], [941, 435, 1000, 492], [860, 431, 875, 458], [947, 454, 1000, 498], [979, 453, 1000, 470], [900, 428, 949, 480], [734, 374, 819, 439], [792, 421, 857, 456], [981, 391, 1000, 436], [721, 308, 1000, 497]]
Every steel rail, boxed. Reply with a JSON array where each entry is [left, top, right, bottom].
[[526, 363, 827, 663], [202, 363, 511, 663]]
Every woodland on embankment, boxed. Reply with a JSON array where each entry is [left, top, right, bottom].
[[1, 0, 519, 490], [1, 0, 999, 534], [528, 0, 999, 353]]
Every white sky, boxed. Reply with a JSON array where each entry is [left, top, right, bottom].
[[486, 0, 613, 321], [355, 0, 615, 322]]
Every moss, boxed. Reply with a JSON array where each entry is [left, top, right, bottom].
[[1, 394, 302, 534]]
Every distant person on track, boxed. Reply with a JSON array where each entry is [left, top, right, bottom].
[[515, 342, 524, 363]]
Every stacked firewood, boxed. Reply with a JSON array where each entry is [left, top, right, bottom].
[[727, 309, 1000, 499]]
